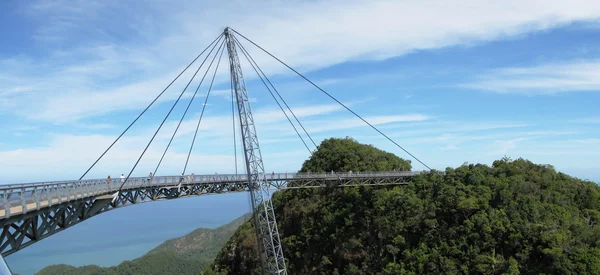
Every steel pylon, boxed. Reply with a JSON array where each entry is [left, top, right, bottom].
[[224, 28, 288, 275]]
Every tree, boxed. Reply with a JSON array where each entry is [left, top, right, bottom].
[[300, 137, 411, 172]]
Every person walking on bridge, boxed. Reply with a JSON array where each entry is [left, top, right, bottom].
[[148, 172, 153, 184], [120, 174, 125, 183], [106, 175, 112, 192]]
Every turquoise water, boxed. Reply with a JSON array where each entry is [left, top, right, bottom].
[[5, 192, 253, 275]]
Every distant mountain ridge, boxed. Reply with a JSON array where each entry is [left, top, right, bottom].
[[36, 212, 253, 275]]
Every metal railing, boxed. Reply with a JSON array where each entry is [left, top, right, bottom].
[[0, 171, 423, 219]]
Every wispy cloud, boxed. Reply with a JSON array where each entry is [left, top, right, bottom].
[[396, 130, 576, 147], [0, 134, 235, 183], [305, 114, 431, 134], [4, 0, 600, 122], [3, 0, 600, 183], [492, 138, 531, 154], [254, 103, 345, 124], [573, 138, 600, 144], [441, 144, 459, 151], [571, 117, 600, 124], [463, 60, 600, 94], [76, 123, 115, 130]]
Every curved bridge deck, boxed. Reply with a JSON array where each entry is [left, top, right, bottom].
[[0, 171, 421, 256]]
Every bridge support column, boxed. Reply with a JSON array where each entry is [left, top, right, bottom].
[[225, 28, 288, 275]]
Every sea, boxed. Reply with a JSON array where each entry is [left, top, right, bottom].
[[5, 192, 252, 275]]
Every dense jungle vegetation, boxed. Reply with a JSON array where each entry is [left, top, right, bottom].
[[206, 137, 600, 274]]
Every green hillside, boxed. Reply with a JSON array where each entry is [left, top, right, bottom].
[[206, 137, 600, 274], [36, 213, 253, 275]]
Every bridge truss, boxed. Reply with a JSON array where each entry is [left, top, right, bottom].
[[0, 172, 419, 257]]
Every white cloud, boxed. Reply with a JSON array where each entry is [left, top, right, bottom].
[[1, 103, 428, 182], [3, 0, 600, 122], [254, 103, 344, 124], [441, 144, 459, 151], [305, 114, 430, 134], [0, 133, 236, 184], [498, 138, 523, 153], [3, 0, 600, 182], [571, 117, 600, 124], [463, 60, 600, 94], [76, 123, 115, 130], [376, 122, 531, 139], [147, 102, 349, 141], [573, 138, 600, 144]]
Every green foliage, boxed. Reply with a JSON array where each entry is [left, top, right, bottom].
[[36, 213, 253, 275], [204, 219, 262, 275], [299, 137, 411, 172], [208, 139, 600, 274]]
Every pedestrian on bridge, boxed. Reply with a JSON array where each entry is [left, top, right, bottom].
[[191, 173, 195, 183], [120, 174, 125, 183], [148, 172, 153, 184], [106, 175, 111, 184], [187, 174, 191, 184]]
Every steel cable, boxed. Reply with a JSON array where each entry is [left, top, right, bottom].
[[233, 38, 313, 154], [79, 33, 223, 180], [118, 38, 225, 191], [153, 36, 226, 176], [230, 29, 432, 170], [182, 42, 227, 175]]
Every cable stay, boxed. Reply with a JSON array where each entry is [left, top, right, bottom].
[[79, 33, 224, 180], [118, 38, 226, 192], [153, 36, 227, 176], [233, 38, 314, 155], [232, 35, 346, 180], [182, 41, 227, 176], [232, 36, 319, 151], [229, 29, 432, 170]]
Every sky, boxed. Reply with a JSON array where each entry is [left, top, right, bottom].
[[1, 0, 600, 184]]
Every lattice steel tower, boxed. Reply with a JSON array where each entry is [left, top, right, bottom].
[[224, 28, 287, 275]]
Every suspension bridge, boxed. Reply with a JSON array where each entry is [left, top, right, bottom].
[[0, 28, 435, 275]]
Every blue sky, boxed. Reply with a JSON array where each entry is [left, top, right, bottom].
[[1, 0, 600, 184]]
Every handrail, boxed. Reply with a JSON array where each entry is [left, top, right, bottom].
[[0, 171, 423, 191], [0, 171, 427, 220]]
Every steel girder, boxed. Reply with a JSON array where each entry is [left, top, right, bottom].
[[273, 174, 413, 189], [0, 181, 246, 257], [0, 172, 422, 257]]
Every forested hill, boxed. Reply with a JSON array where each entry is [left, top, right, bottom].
[[36, 213, 252, 275], [206, 137, 600, 274]]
